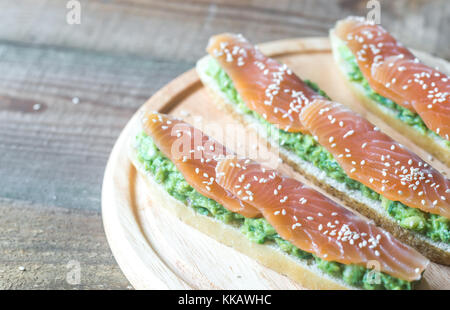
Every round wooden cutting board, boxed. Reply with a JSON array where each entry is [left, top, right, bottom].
[[102, 37, 450, 290]]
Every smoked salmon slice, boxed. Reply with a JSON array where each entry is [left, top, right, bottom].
[[215, 157, 429, 281], [300, 99, 450, 219], [334, 17, 450, 141], [142, 112, 260, 218], [207, 33, 324, 133]]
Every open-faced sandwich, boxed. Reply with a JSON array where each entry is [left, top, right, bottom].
[[196, 33, 450, 264], [129, 111, 429, 289], [330, 16, 450, 166]]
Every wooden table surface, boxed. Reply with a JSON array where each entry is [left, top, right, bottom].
[[0, 0, 448, 290]]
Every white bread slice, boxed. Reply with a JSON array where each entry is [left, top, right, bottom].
[[128, 138, 356, 290], [196, 55, 450, 265], [329, 30, 450, 167]]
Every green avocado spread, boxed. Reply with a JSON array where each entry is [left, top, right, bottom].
[[135, 132, 413, 289], [205, 57, 449, 244]]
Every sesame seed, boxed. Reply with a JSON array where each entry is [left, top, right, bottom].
[[343, 130, 354, 138], [292, 223, 302, 229]]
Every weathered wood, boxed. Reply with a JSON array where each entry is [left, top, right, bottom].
[[0, 42, 192, 288], [0, 198, 130, 289], [1, 0, 448, 61], [0, 42, 191, 211]]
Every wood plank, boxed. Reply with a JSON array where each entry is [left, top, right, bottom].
[[0, 42, 191, 211], [0, 198, 130, 289], [1, 0, 448, 61]]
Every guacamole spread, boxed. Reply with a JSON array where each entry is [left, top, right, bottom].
[[135, 132, 412, 290], [205, 58, 449, 244]]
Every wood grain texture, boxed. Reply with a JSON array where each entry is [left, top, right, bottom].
[[0, 42, 191, 211], [0, 198, 131, 289], [1, 0, 449, 61], [103, 38, 449, 289], [0, 0, 448, 289], [0, 42, 189, 288]]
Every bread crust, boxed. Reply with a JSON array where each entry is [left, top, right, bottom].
[[329, 31, 450, 167], [128, 146, 353, 290], [196, 56, 450, 265]]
